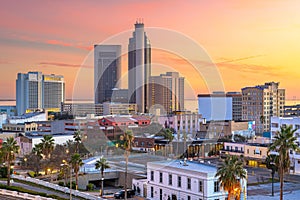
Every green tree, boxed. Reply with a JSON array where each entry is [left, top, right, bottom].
[[122, 130, 134, 200], [215, 155, 246, 200], [29, 144, 43, 176], [2, 137, 20, 186], [73, 130, 82, 153], [95, 156, 110, 196], [40, 135, 55, 159], [269, 125, 299, 200], [70, 153, 83, 190], [155, 128, 174, 156], [40, 135, 55, 175]]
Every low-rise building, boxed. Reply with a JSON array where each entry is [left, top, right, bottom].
[[2, 122, 38, 133], [198, 120, 251, 139], [15, 134, 74, 156], [132, 137, 155, 152], [139, 159, 247, 200], [8, 112, 47, 124], [271, 116, 300, 142], [156, 113, 201, 134], [221, 142, 269, 167]]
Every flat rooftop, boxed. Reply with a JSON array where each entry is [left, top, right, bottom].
[[148, 159, 217, 174]]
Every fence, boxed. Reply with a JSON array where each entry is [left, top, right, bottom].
[[12, 174, 102, 200]]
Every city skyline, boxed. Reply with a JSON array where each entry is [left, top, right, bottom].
[[0, 1, 300, 100]]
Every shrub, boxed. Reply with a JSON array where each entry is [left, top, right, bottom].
[[86, 183, 95, 191], [58, 181, 65, 187], [66, 181, 76, 189], [27, 171, 35, 178]]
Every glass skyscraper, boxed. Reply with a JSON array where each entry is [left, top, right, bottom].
[[128, 21, 151, 113]]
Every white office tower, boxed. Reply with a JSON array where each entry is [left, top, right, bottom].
[[128, 21, 151, 113], [16, 72, 65, 115]]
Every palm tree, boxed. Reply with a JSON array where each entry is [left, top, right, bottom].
[[40, 135, 55, 159], [155, 128, 174, 156], [73, 130, 82, 153], [2, 137, 20, 186], [269, 125, 299, 200], [31, 143, 43, 176], [215, 155, 246, 200], [70, 153, 83, 190], [122, 130, 134, 200], [40, 135, 55, 175], [95, 156, 110, 196]]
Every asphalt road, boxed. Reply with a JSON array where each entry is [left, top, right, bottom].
[[245, 166, 300, 184]]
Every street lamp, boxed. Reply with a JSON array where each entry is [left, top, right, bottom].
[[270, 162, 276, 196], [24, 157, 27, 169], [61, 160, 72, 200]]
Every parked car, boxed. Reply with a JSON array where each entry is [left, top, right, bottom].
[[114, 189, 135, 199]]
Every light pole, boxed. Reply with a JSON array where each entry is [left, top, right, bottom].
[[270, 162, 275, 196], [70, 163, 72, 200], [101, 177, 104, 197], [62, 159, 72, 200]]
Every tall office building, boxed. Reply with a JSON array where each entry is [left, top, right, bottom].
[[198, 92, 242, 122], [16, 72, 65, 115], [242, 82, 285, 134], [94, 45, 121, 104], [43, 74, 65, 109], [128, 21, 151, 113], [148, 72, 184, 114]]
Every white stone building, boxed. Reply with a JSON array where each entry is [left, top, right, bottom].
[[271, 116, 300, 174], [141, 159, 247, 200], [271, 116, 300, 142]]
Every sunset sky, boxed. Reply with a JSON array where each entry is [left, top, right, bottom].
[[0, 0, 299, 100]]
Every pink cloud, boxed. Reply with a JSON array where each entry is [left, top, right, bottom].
[[39, 62, 92, 69], [46, 40, 93, 51]]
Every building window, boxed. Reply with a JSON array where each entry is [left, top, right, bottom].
[[214, 181, 220, 192], [199, 180, 203, 192], [150, 171, 154, 181], [187, 177, 191, 190], [178, 176, 181, 187], [160, 188, 162, 200], [159, 172, 163, 183], [169, 174, 172, 185], [187, 196, 191, 200], [151, 186, 154, 198]]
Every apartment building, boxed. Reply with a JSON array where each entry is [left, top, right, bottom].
[[242, 82, 285, 134]]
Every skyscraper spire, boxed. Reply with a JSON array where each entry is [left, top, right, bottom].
[[128, 21, 151, 113]]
